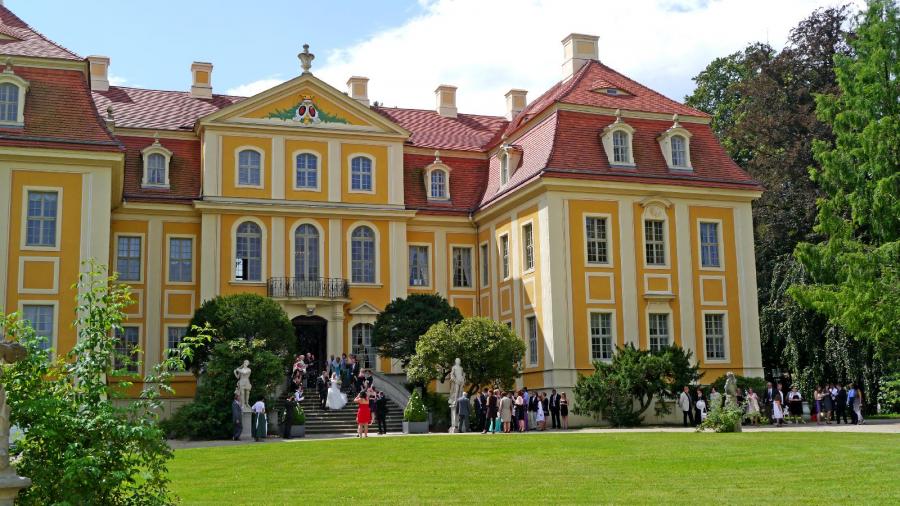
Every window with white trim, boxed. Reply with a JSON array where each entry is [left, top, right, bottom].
[[168, 237, 193, 283], [500, 234, 510, 279], [522, 223, 534, 271], [704, 313, 726, 360], [114, 326, 140, 374], [590, 312, 613, 361], [145, 153, 166, 185], [294, 224, 320, 280], [671, 135, 687, 168], [166, 327, 187, 357], [612, 130, 630, 164], [480, 243, 489, 286], [0, 83, 18, 122], [235, 221, 262, 281], [352, 323, 375, 369], [408, 245, 429, 287], [429, 169, 447, 199], [585, 216, 608, 264], [351, 226, 376, 283], [350, 156, 373, 191], [648, 313, 669, 352], [526, 316, 538, 366], [700, 222, 721, 268], [25, 191, 58, 247], [22, 304, 53, 351], [644, 220, 666, 266], [295, 153, 318, 189], [237, 149, 262, 186], [452, 246, 472, 288], [116, 236, 142, 282]]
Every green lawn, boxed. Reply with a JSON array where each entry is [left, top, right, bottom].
[[169, 432, 899, 505]]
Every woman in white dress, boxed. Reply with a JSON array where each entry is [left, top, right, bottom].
[[326, 372, 347, 410]]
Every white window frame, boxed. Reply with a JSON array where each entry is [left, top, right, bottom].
[[114, 233, 145, 283], [141, 140, 173, 188], [583, 213, 613, 266], [520, 221, 535, 273], [423, 161, 451, 201], [499, 152, 509, 186], [351, 323, 377, 370], [407, 243, 431, 289], [166, 234, 195, 285], [19, 300, 58, 354], [348, 153, 376, 194], [697, 219, 725, 270], [230, 217, 267, 284], [21, 186, 62, 251], [292, 149, 322, 191], [600, 118, 636, 167], [657, 117, 694, 170], [588, 310, 615, 362], [113, 324, 141, 375], [288, 219, 325, 280], [346, 222, 380, 286], [479, 241, 490, 288], [499, 233, 510, 280], [702, 311, 729, 362], [647, 311, 671, 353], [525, 315, 539, 366], [0, 72, 29, 127], [644, 219, 667, 267], [234, 146, 265, 189], [450, 245, 474, 289]]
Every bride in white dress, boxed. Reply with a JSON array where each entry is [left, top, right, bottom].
[[326, 372, 347, 410]]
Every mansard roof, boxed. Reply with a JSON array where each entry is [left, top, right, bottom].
[[0, 6, 81, 61], [92, 86, 244, 131]]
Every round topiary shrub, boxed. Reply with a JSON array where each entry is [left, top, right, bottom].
[[403, 389, 428, 423]]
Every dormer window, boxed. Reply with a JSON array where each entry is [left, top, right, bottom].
[[141, 137, 173, 188], [500, 152, 509, 185], [423, 151, 451, 201], [0, 66, 29, 127], [497, 144, 522, 187], [658, 114, 693, 170], [600, 111, 635, 167]]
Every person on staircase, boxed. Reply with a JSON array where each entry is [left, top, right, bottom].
[[317, 370, 329, 410]]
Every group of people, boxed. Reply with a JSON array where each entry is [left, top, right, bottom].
[[461, 388, 570, 434], [311, 367, 388, 437]]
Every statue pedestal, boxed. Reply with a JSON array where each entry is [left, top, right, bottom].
[[241, 410, 252, 440], [0, 471, 30, 506], [448, 404, 458, 433]]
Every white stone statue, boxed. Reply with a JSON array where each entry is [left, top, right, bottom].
[[234, 360, 252, 411], [448, 358, 465, 433], [724, 371, 738, 408]]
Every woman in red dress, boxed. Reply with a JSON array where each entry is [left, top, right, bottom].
[[354, 390, 371, 438]]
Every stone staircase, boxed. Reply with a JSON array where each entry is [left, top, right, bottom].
[[284, 389, 405, 435]]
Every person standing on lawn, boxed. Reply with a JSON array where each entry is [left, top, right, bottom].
[[374, 390, 388, 435], [560, 393, 570, 430], [354, 390, 371, 438], [251, 397, 267, 442], [852, 385, 864, 425], [678, 386, 693, 427], [473, 388, 485, 432], [231, 394, 243, 441], [694, 387, 706, 426], [763, 382, 776, 421], [847, 384, 858, 424], [484, 389, 498, 434], [835, 384, 848, 424], [548, 389, 561, 429], [283, 393, 297, 439], [499, 391, 513, 433], [457, 392, 470, 433]]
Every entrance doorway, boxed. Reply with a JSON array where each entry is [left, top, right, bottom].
[[293, 315, 327, 376]]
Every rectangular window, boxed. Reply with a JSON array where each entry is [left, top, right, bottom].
[[168, 237, 193, 283], [704, 313, 726, 360], [500, 153, 509, 185], [644, 220, 666, 266], [585, 216, 609, 264], [500, 234, 509, 279], [166, 327, 187, 357], [114, 326, 140, 374], [589, 312, 613, 361], [521, 223, 534, 271], [116, 236, 142, 282], [526, 316, 538, 366], [480, 243, 489, 286], [700, 222, 721, 268], [22, 304, 53, 351], [408, 245, 429, 287], [452, 247, 472, 288], [25, 190, 58, 247], [648, 313, 670, 353]]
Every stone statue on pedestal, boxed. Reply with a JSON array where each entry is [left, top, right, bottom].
[[448, 358, 465, 433], [724, 371, 738, 408], [234, 360, 252, 411], [0, 341, 31, 505]]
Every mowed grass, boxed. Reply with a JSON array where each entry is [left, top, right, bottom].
[[169, 432, 899, 505]]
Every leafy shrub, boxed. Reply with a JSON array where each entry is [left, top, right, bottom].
[[403, 389, 428, 422], [293, 405, 306, 425], [698, 405, 744, 432], [878, 373, 900, 414], [373, 293, 463, 368]]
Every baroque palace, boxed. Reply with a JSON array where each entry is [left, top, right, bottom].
[[0, 5, 763, 399]]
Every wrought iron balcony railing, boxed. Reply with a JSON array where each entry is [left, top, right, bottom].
[[267, 277, 349, 299]]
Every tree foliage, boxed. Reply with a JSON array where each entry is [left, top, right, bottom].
[[406, 317, 525, 395], [0, 262, 209, 505], [372, 294, 463, 368], [792, 0, 900, 371], [573, 345, 701, 427]]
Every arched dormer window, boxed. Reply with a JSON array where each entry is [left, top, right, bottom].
[[658, 114, 693, 170], [600, 111, 635, 167], [497, 144, 522, 187], [423, 151, 451, 201], [141, 136, 173, 188], [0, 67, 29, 127]]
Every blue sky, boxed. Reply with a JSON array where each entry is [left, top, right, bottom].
[[9, 0, 855, 115]]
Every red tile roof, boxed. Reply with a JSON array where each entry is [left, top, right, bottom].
[[374, 107, 507, 152], [0, 6, 81, 60], [92, 86, 244, 131], [403, 153, 488, 215], [119, 135, 201, 204], [480, 113, 558, 207], [0, 65, 120, 151]]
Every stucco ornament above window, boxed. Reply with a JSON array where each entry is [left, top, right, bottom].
[[600, 109, 636, 167], [657, 114, 694, 171]]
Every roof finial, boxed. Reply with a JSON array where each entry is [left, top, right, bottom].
[[614, 108, 623, 123], [298, 44, 315, 75], [3, 58, 12, 74], [672, 113, 681, 127], [152, 131, 161, 145], [434, 150, 441, 163], [106, 105, 114, 120]]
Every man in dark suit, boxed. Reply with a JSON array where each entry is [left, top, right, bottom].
[[762, 381, 776, 421], [473, 389, 485, 432], [835, 383, 848, 424], [231, 394, 243, 440], [282, 394, 297, 439], [350, 356, 361, 393], [374, 390, 388, 434], [548, 389, 561, 429], [528, 391, 538, 431], [316, 370, 329, 410]]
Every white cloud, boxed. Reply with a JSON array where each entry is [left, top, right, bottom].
[[226, 77, 287, 97], [295, 0, 861, 116], [108, 74, 129, 86]]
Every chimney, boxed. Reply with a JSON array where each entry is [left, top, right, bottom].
[[190, 61, 213, 99], [505, 89, 527, 121], [347, 76, 370, 106], [435, 84, 457, 118], [561, 33, 599, 81], [87, 55, 110, 92]]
